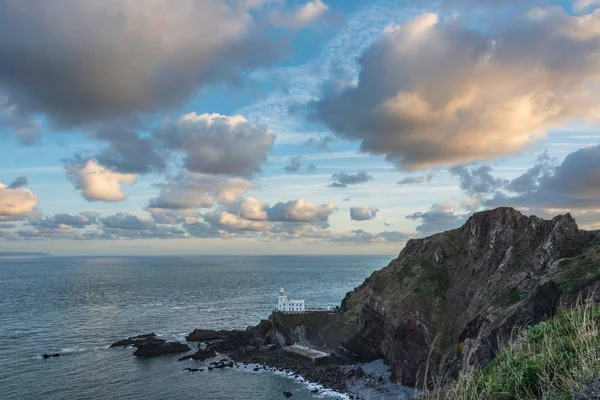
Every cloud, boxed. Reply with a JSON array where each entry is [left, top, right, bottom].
[[329, 171, 373, 188], [350, 206, 379, 221], [449, 165, 508, 195], [0, 98, 41, 145], [146, 172, 254, 223], [486, 144, 600, 209], [154, 113, 275, 177], [93, 119, 167, 174], [100, 213, 187, 239], [66, 159, 136, 202], [398, 174, 434, 185], [0, 0, 307, 128], [266, 199, 336, 222], [228, 197, 268, 221], [304, 135, 335, 150], [330, 229, 411, 244], [0, 182, 38, 216], [505, 151, 557, 193], [574, 0, 600, 12], [406, 202, 468, 235], [283, 156, 303, 172], [203, 209, 271, 232], [7, 176, 28, 189], [271, 0, 329, 30], [308, 8, 600, 169], [30, 212, 98, 229]]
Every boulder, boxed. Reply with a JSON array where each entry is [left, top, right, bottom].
[[133, 341, 191, 357], [185, 329, 236, 341], [283, 391, 293, 397], [110, 333, 164, 348], [178, 347, 216, 361], [42, 353, 60, 358]]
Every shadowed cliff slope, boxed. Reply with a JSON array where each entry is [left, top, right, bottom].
[[339, 207, 600, 387]]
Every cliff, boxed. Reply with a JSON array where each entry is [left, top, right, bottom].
[[339, 207, 600, 387]]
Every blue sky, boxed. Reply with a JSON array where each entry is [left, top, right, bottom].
[[1, 0, 600, 255]]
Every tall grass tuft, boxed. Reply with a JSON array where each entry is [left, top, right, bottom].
[[422, 300, 600, 399]]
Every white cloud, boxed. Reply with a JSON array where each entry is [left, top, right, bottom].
[[0, 182, 38, 216], [272, 0, 329, 30], [66, 159, 136, 202], [309, 7, 600, 169], [266, 199, 336, 222]]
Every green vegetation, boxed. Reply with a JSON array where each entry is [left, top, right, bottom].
[[553, 245, 600, 293], [423, 301, 600, 399]]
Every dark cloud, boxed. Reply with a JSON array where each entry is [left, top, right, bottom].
[[350, 206, 379, 221], [306, 164, 317, 173], [449, 165, 508, 195], [154, 113, 274, 177], [7, 176, 28, 189], [283, 157, 303, 172], [0, 0, 294, 128], [304, 135, 335, 150], [0, 100, 41, 145], [406, 203, 468, 235], [93, 119, 166, 174], [486, 145, 600, 209], [307, 8, 600, 169], [398, 174, 433, 185], [505, 151, 557, 193], [99, 213, 187, 239], [329, 171, 373, 188], [30, 212, 98, 229]]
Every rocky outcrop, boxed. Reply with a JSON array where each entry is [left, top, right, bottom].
[[186, 329, 237, 342], [133, 341, 191, 357], [110, 333, 163, 348], [178, 347, 216, 361], [339, 207, 600, 388]]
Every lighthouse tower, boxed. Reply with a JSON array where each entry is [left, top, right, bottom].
[[277, 288, 305, 312], [278, 288, 288, 309]]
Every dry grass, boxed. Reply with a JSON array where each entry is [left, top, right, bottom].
[[421, 300, 600, 399]]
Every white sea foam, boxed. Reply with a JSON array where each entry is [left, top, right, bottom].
[[234, 362, 350, 399]]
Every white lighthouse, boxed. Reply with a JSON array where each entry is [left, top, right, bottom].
[[277, 288, 305, 312]]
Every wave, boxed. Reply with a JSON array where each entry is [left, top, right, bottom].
[[234, 362, 349, 399]]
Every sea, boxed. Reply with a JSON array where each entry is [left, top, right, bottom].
[[0, 254, 395, 400]]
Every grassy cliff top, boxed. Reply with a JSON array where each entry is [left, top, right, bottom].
[[423, 301, 600, 399]]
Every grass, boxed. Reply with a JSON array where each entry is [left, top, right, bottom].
[[422, 300, 600, 399]]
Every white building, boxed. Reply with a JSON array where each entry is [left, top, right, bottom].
[[277, 288, 305, 312]]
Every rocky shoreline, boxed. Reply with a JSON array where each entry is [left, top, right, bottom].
[[109, 319, 405, 399]]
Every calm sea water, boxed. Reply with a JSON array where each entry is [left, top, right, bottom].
[[0, 255, 392, 400]]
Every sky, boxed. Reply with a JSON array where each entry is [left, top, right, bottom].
[[1, 0, 600, 255]]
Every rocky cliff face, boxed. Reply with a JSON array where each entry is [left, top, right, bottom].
[[339, 207, 600, 388]]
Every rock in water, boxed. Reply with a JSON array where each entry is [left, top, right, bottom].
[[110, 333, 164, 348], [283, 391, 293, 397], [133, 341, 191, 357], [42, 353, 60, 358], [178, 347, 216, 361], [185, 329, 237, 341]]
